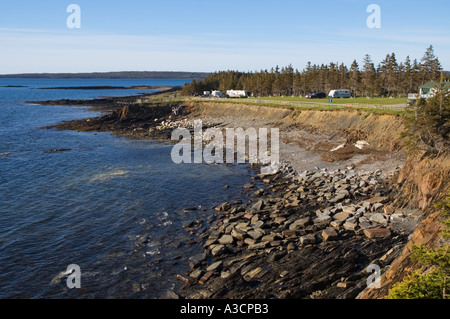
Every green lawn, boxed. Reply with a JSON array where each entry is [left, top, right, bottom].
[[253, 96, 409, 105], [183, 96, 406, 115]]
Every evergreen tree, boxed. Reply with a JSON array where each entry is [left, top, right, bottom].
[[385, 53, 399, 96], [261, 70, 274, 96], [379, 54, 392, 96], [279, 64, 294, 96], [302, 62, 314, 95], [421, 45, 442, 82], [318, 64, 327, 92], [412, 58, 422, 90], [292, 70, 302, 96], [326, 62, 339, 93], [349, 60, 361, 96], [361, 54, 377, 97], [401, 56, 415, 94], [338, 63, 348, 91]]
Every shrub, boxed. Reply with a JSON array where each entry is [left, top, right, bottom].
[[387, 195, 450, 299], [387, 270, 446, 299]]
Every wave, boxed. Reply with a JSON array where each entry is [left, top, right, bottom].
[[90, 169, 129, 182]]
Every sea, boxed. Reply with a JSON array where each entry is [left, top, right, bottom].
[[0, 78, 252, 298]]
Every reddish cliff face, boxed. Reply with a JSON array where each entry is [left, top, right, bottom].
[[358, 211, 444, 299], [395, 152, 450, 211], [358, 151, 449, 299]]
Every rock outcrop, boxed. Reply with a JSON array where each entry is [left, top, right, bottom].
[[179, 164, 418, 299], [357, 150, 450, 299]]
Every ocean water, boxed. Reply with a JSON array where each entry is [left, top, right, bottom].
[[0, 79, 251, 298]]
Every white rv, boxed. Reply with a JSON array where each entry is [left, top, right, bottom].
[[328, 90, 351, 98], [226, 90, 248, 98]]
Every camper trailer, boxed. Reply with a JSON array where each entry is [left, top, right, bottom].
[[226, 90, 248, 98], [328, 90, 351, 98]]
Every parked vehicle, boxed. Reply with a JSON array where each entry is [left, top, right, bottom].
[[226, 90, 248, 98], [306, 92, 327, 99], [406, 99, 416, 107], [211, 90, 224, 98], [328, 90, 351, 98]]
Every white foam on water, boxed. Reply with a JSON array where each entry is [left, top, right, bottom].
[[157, 211, 172, 227], [90, 169, 129, 182]]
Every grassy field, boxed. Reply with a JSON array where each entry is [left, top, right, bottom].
[[182, 97, 407, 115], [253, 96, 410, 105], [143, 91, 409, 115]]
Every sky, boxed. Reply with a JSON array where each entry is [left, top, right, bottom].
[[0, 0, 449, 74]]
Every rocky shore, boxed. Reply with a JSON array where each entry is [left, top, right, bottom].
[[30, 91, 428, 299], [26, 86, 180, 113], [177, 162, 419, 299]]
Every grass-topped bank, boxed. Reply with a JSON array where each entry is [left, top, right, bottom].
[[182, 97, 407, 115], [147, 88, 409, 115], [247, 96, 409, 105], [138, 90, 409, 115]]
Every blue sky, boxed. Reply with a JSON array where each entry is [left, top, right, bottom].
[[0, 0, 449, 74]]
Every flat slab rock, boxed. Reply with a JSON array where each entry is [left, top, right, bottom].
[[363, 196, 389, 205], [180, 234, 407, 299], [364, 228, 391, 239], [322, 228, 339, 241], [179, 165, 407, 299]]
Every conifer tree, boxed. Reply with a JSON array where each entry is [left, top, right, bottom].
[[421, 45, 442, 82], [349, 60, 361, 97], [361, 54, 377, 97]]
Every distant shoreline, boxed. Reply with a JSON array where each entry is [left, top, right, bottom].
[[0, 71, 208, 79], [36, 85, 171, 90]]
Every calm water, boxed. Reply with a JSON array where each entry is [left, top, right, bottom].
[[0, 79, 251, 298]]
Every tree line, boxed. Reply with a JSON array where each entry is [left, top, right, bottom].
[[182, 46, 447, 97]]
